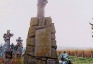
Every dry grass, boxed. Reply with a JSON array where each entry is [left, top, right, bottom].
[[0, 57, 23, 64], [57, 49, 93, 58]]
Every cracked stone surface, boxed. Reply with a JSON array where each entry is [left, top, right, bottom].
[[24, 17, 58, 64]]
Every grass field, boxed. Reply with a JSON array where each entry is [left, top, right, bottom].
[[0, 56, 93, 64], [70, 56, 93, 64]]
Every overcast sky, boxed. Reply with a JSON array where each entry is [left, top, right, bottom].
[[0, 0, 93, 49]]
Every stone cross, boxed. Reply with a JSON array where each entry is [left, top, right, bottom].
[[3, 30, 13, 50], [16, 37, 23, 55], [37, 0, 48, 17]]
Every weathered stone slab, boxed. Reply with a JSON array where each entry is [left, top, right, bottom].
[[28, 32, 35, 37], [24, 54, 32, 59], [30, 37, 35, 42], [24, 56, 36, 64], [36, 60, 46, 64], [51, 48, 57, 58], [51, 34, 56, 40], [24, 17, 58, 64], [26, 38, 35, 46], [30, 17, 38, 26], [26, 46, 34, 56], [29, 27, 35, 33], [45, 17, 52, 25], [35, 27, 51, 57], [51, 40, 57, 50], [47, 59, 56, 64], [27, 41, 35, 46], [26, 46, 34, 52], [24, 53, 32, 59], [51, 23, 56, 33], [35, 26, 46, 30], [38, 17, 45, 26], [51, 40, 57, 47], [26, 37, 35, 42], [41, 58, 46, 61]]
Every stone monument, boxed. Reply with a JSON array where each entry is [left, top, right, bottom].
[[3, 30, 13, 64], [3, 30, 13, 58], [16, 37, 23, 58], [3, 30, 13, 51], [24, 0, 58, 64]]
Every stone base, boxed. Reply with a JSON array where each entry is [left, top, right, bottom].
[[24, 17, 58, 64]]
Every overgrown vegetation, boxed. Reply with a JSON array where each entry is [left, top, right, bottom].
[[70, 56, 93, 64]]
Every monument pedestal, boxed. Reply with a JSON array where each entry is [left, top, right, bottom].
[[24, 17, 58, 64]]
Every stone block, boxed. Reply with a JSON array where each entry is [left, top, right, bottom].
[[26, 46, 34, 52], [30, 37, 35, 42], [24, 17, 58, 64], [29, 27, 35, 33], [28, 32, 35, 37], [36, 60, 46, 64], [26, 46, 34, 56], [51, 34, 56, 40], [41, 58, 47, 61], [26, 38, 35, 46], [38, 17, 45, 26], [24, 54, 32, 59], [51, 40, 57, 47], [45, 17, 52, 26], [51, 23, 56, 33], [27, 41, 35, 46], [24, 56, 36, 64], [47, 59, 56, 64], [35, 26, 46, 30], [35, 27, 51, 57], [26, 37, 35, 42], [51, 48, 57, 58], [30, 17, 39, 26]]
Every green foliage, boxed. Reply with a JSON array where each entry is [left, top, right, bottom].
[[70, 56, 93, 64], [14, 45, 18, 51]]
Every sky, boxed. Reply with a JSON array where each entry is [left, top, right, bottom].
[[0, 0, 93, 49]]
